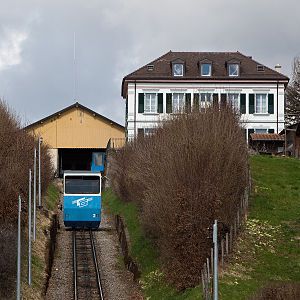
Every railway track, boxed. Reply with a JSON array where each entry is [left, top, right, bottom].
[[73, 230, 104, 300]]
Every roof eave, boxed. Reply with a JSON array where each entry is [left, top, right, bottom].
[[25, 102, 125, 130]]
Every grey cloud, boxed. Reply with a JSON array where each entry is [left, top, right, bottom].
[[0, 0, 299, 125]]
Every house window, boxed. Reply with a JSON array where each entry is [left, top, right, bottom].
[[228, 64, 239, 76], [255, 94, 267, 113], [200, 93, 212, 109], [228, 93, 239, 110], [144, 128, 156, 136], [201, 63, 212, 76], [144, 93, 157, 113], [255, 129, 268, 134], [173, 93, 185, 112], [173, 63, 184, 76]]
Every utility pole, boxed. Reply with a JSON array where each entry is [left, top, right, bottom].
[[38, 136, 43, 208], [28, 169, 32, 285], [16, 195, 22, 300], [213, 220, 218, 300], [33, 147, 37, 241]]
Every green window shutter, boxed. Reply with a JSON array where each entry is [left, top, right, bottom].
[[166, 93, 172, 113], [249, 94, 255, 114], [221, 94, 227, 107], [268, 94, 274, 114], [248, 128, 255, 140], [157, 93, 163, 113], [138, 93, 144, 113], [268, 129, 275, 133], [193, 93, 199, 110], [213, 94, 218, 107], [240, 94, 246, 114], [185, 93, 191, 113], [137, 128, 144, 138]]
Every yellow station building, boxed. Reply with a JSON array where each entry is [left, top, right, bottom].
[[26, 102, 125, 176]]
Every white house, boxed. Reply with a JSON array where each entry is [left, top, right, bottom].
[[121, 51, 289, 141]]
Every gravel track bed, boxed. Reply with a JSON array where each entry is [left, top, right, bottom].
[[45, 191, 142, 300]]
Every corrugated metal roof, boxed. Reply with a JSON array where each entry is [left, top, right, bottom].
[[250, 133, 285, 141]]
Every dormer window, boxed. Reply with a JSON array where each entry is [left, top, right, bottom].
[[228, 63, 239, 76], [147, 64, 154, 71], [257, 65, 265, 72], [173, 63, 184, 76], [201, 63, 212, 76]]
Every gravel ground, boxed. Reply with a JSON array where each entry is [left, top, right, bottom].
[[46, 189, 143, 300]]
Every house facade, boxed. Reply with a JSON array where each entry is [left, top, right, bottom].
[[121, 51, 289, 141]]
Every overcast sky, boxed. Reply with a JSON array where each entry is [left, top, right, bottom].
[[0, 0, 299, 125]]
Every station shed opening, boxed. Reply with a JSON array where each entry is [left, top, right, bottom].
[[26, 102, 125, 176]]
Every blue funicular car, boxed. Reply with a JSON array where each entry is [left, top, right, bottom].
[[63, 170, 102, 229]]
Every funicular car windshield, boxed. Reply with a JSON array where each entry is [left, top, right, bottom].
[[65, 175, 100, 194]]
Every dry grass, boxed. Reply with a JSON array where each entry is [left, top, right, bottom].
[[110, 106, 248, 289]]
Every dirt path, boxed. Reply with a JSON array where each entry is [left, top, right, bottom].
[[46, 195, 142, 300]]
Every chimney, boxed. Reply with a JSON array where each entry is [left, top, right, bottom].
[[275, 64, 282, 73]]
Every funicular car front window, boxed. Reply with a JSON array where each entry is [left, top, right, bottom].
[[65, 176, 100, 194]]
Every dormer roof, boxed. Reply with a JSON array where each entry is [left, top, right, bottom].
[[122, 51, 289, 98]]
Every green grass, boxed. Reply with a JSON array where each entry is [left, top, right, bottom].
[[219, 155, 300, 299], [104, 156, 300, 299], [31, 254, 45, 289], [45, 183, 60, 211]]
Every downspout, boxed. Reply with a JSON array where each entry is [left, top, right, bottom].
[[277, 81, 279, 133], [134, 80, 137, 137]]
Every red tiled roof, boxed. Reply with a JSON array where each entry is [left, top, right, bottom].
[[250, 133, 285, 141]]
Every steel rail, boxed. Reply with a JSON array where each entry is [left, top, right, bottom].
[[73, 230, 104, 300], [90, 230, 105, 300]]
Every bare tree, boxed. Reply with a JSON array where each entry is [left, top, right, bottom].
[[286, 56, 300, 124]]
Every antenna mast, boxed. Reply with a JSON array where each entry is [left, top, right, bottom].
[[73, 32, 77, 101]]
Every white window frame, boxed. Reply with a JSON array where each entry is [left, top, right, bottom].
[[255, 93, 267, 114], [200, 93, 212, 109], [228, 63, 239, 77], [173, 63, 184, 77], [172, 93, 185, 112], [144, 93, 157, 113], [227, 93, 240, 111], [201, 63, 212, 76]]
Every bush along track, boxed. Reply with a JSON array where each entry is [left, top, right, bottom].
[[0, 100, 54, 299], [109, 107, 249, 290]]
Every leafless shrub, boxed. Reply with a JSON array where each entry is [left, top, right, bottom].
[[0, 100, 53, 223], [251, 282, 300, 300], [0, 100, 53, 295], [110, 106, 248, 289]]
